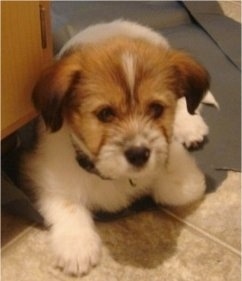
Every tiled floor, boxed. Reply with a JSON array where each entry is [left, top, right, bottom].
[[1, 172, 241, 281]]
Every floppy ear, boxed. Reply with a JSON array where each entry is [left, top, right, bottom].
[[168, 50, 210, 114], [32, 55, 81, 132]]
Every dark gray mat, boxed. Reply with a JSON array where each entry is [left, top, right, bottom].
[[51, 1, 191, 54], [182, 1, 241, 69]]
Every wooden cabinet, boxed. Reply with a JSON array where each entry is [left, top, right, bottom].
[[1, 1, 53, 139]]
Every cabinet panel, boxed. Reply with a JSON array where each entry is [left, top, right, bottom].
[[1, 1, 53, 139]]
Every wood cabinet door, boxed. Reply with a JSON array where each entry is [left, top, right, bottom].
[[1, 1, 53, 139]]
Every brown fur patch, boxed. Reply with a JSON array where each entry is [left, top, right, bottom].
[[33, 36, 209, 156]]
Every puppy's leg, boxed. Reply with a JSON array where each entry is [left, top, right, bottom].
[[152, 142, 206, 206], [173, 97, 209, 149], [39, 195, 102, 276]]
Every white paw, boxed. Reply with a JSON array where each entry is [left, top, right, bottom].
[[50, 227, 102, 276], [154, 175, 206, 206], [153, 142, 206, 206], [174, 98, 209, 149], [174, 113, 209, 149]]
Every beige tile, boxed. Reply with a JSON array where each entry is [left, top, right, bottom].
[[218, 1, 241, 23], [2, 210, 240, 281], [167, 172, 241, 251]]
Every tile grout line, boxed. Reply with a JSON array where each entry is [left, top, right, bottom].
[[1, 224, 36, 253], [162, 208, 241, 257]]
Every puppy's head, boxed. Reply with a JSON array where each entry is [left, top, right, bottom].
[[33, 37, 209, 179]]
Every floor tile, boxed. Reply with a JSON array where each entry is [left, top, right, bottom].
[[2, 209, 240, 281], [167, 172, 241, 251]]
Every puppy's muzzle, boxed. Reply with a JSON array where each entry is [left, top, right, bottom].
[[124, 146, 150, 167]]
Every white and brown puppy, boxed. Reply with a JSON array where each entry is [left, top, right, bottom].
[[23, 20, 212, 276]]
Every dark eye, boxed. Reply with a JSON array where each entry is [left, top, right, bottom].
[[96, 106, 116, 123], [149, 102, 165, 119]]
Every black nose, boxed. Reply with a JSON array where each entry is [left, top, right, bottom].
[[125, 146, 150, 167]]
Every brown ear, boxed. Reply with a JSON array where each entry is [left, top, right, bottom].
[[168, 50, 210, 114], [32, 55, 81, 132]]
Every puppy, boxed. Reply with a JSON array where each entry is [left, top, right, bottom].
[[22, 20, 211, 276]]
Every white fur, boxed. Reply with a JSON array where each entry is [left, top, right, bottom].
[[174, 90, 219, 148], [23, 20, 218, 276], [121, 52, 136, 98], [173, 97, 209, 148]]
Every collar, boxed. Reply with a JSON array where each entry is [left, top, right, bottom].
[[70, 133, 137, 186], [75, 150, 111, 180], [75, 150, 137, 187], [70, 133, 108, 180]]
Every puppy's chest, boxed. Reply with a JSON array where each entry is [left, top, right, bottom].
[[94, 175, 153, 194], [86, 175, 153, 211], [114, 175, 154, 194]]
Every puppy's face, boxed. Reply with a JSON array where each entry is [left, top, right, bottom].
[[33, 37, 209, 179]]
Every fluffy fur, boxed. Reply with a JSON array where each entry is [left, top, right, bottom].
[[22, 20, 213, 276]]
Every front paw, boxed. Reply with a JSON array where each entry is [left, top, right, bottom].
[[50, 227, 102, 276], [153, 142, 206, 206]]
